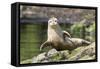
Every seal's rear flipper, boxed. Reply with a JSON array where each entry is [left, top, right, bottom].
[[82, 39, 91, 46]]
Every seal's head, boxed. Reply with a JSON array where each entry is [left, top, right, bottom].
[[48, 17, 58, 29]]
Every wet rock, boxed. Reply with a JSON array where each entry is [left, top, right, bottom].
[[68, 42, 95, 61], [47, 49, 58, 58], [60, 50, 69, 59], [32, 52, 47, 63], [21, 42, 96, 64]]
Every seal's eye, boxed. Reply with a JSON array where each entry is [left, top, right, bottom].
[[48, 20, 52, 23], [54, 20, 57, 22]]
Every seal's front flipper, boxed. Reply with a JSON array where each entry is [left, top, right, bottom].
[[40, 41, 52, 51], [62, 31, 71, 38]]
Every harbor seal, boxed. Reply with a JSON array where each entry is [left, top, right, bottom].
[[40, 17, 91, 51]]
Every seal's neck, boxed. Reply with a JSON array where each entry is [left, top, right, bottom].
[[47, 24, 63, 41], [48, 24, 62, 33]]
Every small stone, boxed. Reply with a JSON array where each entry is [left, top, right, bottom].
[[32, 52, 47, 63], [47, 49, 58, 57], [60, 50, 69, 59]]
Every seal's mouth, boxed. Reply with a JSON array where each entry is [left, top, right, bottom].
[[50, 22, 58, 29]]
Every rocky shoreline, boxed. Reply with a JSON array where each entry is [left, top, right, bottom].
[[21, 42, 95, 64]]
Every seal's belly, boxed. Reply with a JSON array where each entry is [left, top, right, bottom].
[[48, 35, 63, 44], [47, 27, 68, 51]]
